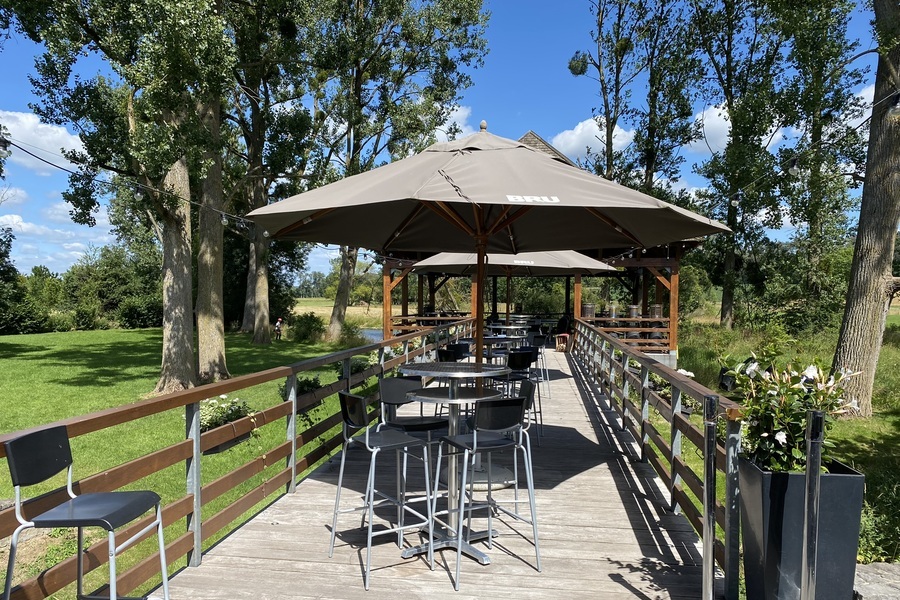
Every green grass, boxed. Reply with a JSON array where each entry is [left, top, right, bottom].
[[0, 327, 352, 597]]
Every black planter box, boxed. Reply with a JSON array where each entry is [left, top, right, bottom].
[[739, 456, 864, 600]]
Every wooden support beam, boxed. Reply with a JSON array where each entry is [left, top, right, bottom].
[[647, 266, 671, 290], [417, 274, 424, 316], [574, 274, 583, 318], [670, 267, 680, 352], [383, 267, 392, 340]]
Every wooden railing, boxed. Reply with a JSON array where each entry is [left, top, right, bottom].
[[0, 319, 475, 600], [571, 318, 741, 600], [581, 316, 674, 353]]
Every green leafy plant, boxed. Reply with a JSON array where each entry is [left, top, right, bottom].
[[722, 345, 857, 472], [198, 394, 254, 432]]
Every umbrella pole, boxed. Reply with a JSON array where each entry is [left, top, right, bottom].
[[475, 238, 487, 367], [505, 274, 512, 324]]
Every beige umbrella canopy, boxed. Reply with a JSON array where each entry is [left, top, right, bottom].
[[249, 130, 727, 254], [248, 129, 728, 360], [411, 250, 616, 277]]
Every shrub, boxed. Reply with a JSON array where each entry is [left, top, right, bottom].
[[287, 312, 326, 343], [72, 303, 100, 330], [117, 295, 163, 329], [331, 354, 376, 385], [338, 320, 370, 348], [197, 394, 254, 432]]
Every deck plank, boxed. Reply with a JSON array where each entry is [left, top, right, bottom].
[[163, 350, 719, 599]]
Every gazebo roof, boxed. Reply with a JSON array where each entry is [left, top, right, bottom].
[[518, 130, 578, 167]]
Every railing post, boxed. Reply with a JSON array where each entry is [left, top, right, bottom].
[[801, 410, 825, 600], [669, 386, 683, 514], [343, 357, 352, 391], [185, 401, 203, 567], [285, 373, 298, 494], [724, 412, 742, 600], [702, 394, 718, 600], [640, 365, 650, 462], [619, 351, 630, 431]]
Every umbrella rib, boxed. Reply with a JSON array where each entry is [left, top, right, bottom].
[[380, 202, 427, 251], [487, 206, 528, 235], [586, 208, 643, 247], [274, 207, 336, 237], [422, 201, 476, 236]]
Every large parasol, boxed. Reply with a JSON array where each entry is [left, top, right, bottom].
[[248, 128, 727, 360]]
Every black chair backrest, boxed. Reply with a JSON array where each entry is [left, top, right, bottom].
[[5, 425, 72, 487], [518, 379, 536, 411], [506, 349, 533, 371], [517, 345, 540, 364], [338, 391, 369, 431], [532, 334, 546, 347], [437, 348, 457, 362], [446, 343, 469, 360], [473, 396, 527, 433], [379, 376, 421, 407]]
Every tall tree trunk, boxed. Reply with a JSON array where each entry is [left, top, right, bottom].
[[251, 227, 272, 344], [328, 245, 357, 341], [241, 242, 257, 332], [832, 1, 900, 417], [196, 101, 229, 383], [155, 156, 196, 394]]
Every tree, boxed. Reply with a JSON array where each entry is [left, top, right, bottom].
[[311, 0, 488, 341], [832, 0, 900, 417], [10, 0, 236, 392], [692, 0, 786, 328], [767, 0, 867, 331], [568, 0, 645, 181]]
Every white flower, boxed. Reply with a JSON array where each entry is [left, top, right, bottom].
[[775, 431, 787, 445], [677, 368, 695, 378], [219, 394, 228, 400], [745, 362, 760, 378], [802, 365, 819, 381]]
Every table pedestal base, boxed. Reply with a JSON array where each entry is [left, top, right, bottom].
[[400, 525, 497, 564]]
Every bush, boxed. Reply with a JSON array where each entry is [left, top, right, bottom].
[[338, 320, 370, 348], [679, 264, 711, 318], [117, 295, 163, 329], [47, 311, 76, 332], [287, 312, 326, 343], [72, 303, 100, 330], [330, 354, 376, 385]]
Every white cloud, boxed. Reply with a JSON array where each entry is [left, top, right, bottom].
[[43, 201, 75, 224], [0, 110, 83, 176], [435, 105, 477, 142], [0, 213, 78, 240], [0, 186, 28, 206], [688, 105, 730, 155], [551, 118, 635, 162]]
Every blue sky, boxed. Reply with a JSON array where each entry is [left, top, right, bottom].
[[0, 0, 879, 275]]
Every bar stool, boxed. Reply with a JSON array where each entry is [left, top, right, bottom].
[[434, 395, 541, 590], [329, 391, 434, 590]]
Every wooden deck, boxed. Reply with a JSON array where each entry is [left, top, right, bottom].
[[163, 350, 718, 599]]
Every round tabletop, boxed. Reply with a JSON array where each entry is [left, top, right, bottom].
[[399, 361, 510, 379], [406, 386, 502, 405]]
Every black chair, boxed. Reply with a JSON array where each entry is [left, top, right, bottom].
[[446, 342, 473, 362], [378, 376, 446, 437], [329, 391, 434, 590], [3, 425, 170, 600], [434, 395, 540, 590]]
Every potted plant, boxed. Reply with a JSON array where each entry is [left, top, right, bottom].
[[198, 394, 255, 454], [723, 347, 864, 600]]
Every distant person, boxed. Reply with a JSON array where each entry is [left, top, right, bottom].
[[274, 317, 283, 340], [556, 313, 571, 335]]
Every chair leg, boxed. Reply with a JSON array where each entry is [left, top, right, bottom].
[[523, 432, 541, 572], [422, 444, 435, 571], [454, 449, 471, 592], [3, 524, 29, 600], [364, 448, 380, 591], [77, 527, 85, 598], [108, 529, 118, 600], [156, 504, 171, 600], [328, 441, 350, 557]]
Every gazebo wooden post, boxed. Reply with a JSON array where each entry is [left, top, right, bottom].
[[417, 274, 424, 316], [574, 274, 583, 318], [565, 276, 571, 316], [642, 268, 651, 314], [669, 266, 680, 352], [383, 265, 392, 340], [505, 275, 512, 323], [428, 273, 436, 310], [401, 275, 409, 321]]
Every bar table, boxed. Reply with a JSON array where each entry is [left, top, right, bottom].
[[398, 361, 509, 564]]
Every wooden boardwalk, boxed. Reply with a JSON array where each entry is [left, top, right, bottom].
[[164, 350, 716, 599]]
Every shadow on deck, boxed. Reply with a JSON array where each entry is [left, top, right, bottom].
[[163, 350, 720, 599]]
